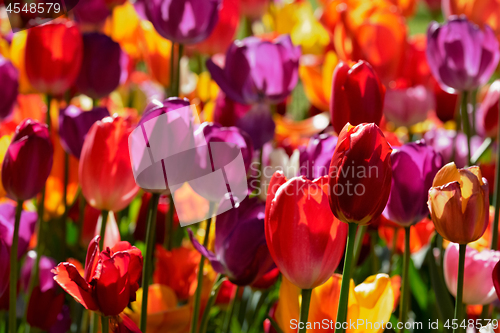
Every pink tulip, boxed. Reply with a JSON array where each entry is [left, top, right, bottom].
[[444, 243, 500, 305]]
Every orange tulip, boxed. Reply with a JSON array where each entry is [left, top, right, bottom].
[[428, 163, 489, 244], [138, 21, 171, 88], [79, 115, 139, 212]]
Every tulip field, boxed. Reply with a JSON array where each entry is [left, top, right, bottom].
[[3, 0, 500, 332]]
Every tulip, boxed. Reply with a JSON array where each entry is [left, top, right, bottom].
[[153, 245, 200, 301], [213, 91, 252, 127], [124, 284, 191, 333], [432, 78, 459, 123], [480, 80, 500, 138], [328, 122, 392, 333], [190, 0, 240, 55], [423, 129, 482, 168], [53, 236, 143, 316], [383, 84, 433, 128], [73, 0, 112, 25], [75, 33, 125, 100], [190, 196, 275, 286], [235, 103, 276, 150], [207, 34, 301, 105], [0, 240, 8, 299], [2, 119, 53, 201], [139, 21, 172, 88], [330, 61, 386, 135], [383, 141, 443, 227], [270, 273, 394, 333], [265, 171, 347, 332], [379, 217, 435, 254], [0, 56, 18, 121], [426, 17, 499, 92], [140, 0, 221, 44], [58, 106, 110, 159], [445, 243, 500, 305], [25, 21, 83, 96], [298, 133, 338, 180], [428, 162, 489, 244], [429, 162, 489, 332], [80, 115, 139, 212], [329, 123, 393, 225], [129, 98, 192, 193]]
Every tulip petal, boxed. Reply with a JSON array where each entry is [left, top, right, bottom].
[[52, 263, 98, 311]]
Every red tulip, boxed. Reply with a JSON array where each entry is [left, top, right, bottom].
[[330, 60, 385, 135], [79, 115, 139, 212], [328, 123, 392, 225], [26, 286, 65, 331], [53, 236, 143, 316], [432, 77, 459, 123], [265, 171, 348, 289], [480, 80, 500, 138], [2, 119, 53, 201], [25, 20, 83, 96]]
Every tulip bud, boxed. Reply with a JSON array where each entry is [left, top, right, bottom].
[[383, 141, 443, 227], [265, 171, 348, 289], [58, 106, 110, 158], [330, 61, 385, 134], [75, 33, 126, 100], [428, 162, 489, 244], [2, 119, 54, 201], [328, 123, 393, 225], [79, 115, 139, 212], [0, 57, 18, 121], [426, 17, 500, 92], [25, 21, 83, 96], [140, 0, 222, 44], [432, 77, 459, 123], [444, 243, 500, 305]]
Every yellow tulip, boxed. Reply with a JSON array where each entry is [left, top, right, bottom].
[[10, 31, 35, 94], [103, 2, 142, 60], [428, 162, 489, 244], [274, 274, 394, 333], [275, 1, 330, 55], [125, 284, 191, 333]]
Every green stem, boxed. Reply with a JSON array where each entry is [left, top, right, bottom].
[[46, 95, 52, 132], [388, 227, 398, 274], [471, 89, 477, 136], [399, 226, 411, 333], [334, 222, 357, 333], [460, 91, 471, 166], [90, 312, 98, 333], [9, 201, 23, 333], [266, 316, 284, 333], [492, 97, 500, 250], [174, 44, 184, 97], [198, 274, 225, 333], [298, 289, 312, 333], [92, 99, 99, 108], [352, 225, 367, 270], [99, 210, 109, 250], [190, 203, 215, 333], [140, 193, 160, 333], [223, 286, 240, 333], [77, 190, 85, 248], [169, 42, 175, 96], [101, 315, 108, 333], [164, 193, 175, 251], [453, 244, 466, 333], [480, 304, 490, 325]]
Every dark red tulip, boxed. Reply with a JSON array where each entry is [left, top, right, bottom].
[[2, 119, 53, 201], [53, 236, 143, 316], [432, 77, 459, 123], [265, 171, 348, 289], [25, 20, 83, 96], [0, 56, 18, 121], [328, 123, 392, 225], [480, 80, 500, 138], [330, 60, 385, 135], [27, 286, 65, 331]]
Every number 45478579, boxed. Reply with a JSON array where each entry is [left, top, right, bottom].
[[5, 2, 61, 14]]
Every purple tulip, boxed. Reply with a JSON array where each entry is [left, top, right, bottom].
[[189, 196, 275, 285], [2, 119, 53, 201], [75, 33, 126, 99], [0, 202, 37, 258], [235, 104, 275, 150], [383, 85, 433, 128], [73, 0, 111, 24], [213, 91, 251, 127], [59, 106, 110, 158], [140, 0, 221, 44], [423, 128, 483, 168], [129, 98, 195, 193], [206, 34, 301, 105], [426, 17, 500, 92], [21, 254, 57, 293], [0, 57, 18, 121], [382, 141, 443, 226], [298, 133, 338, 180]]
